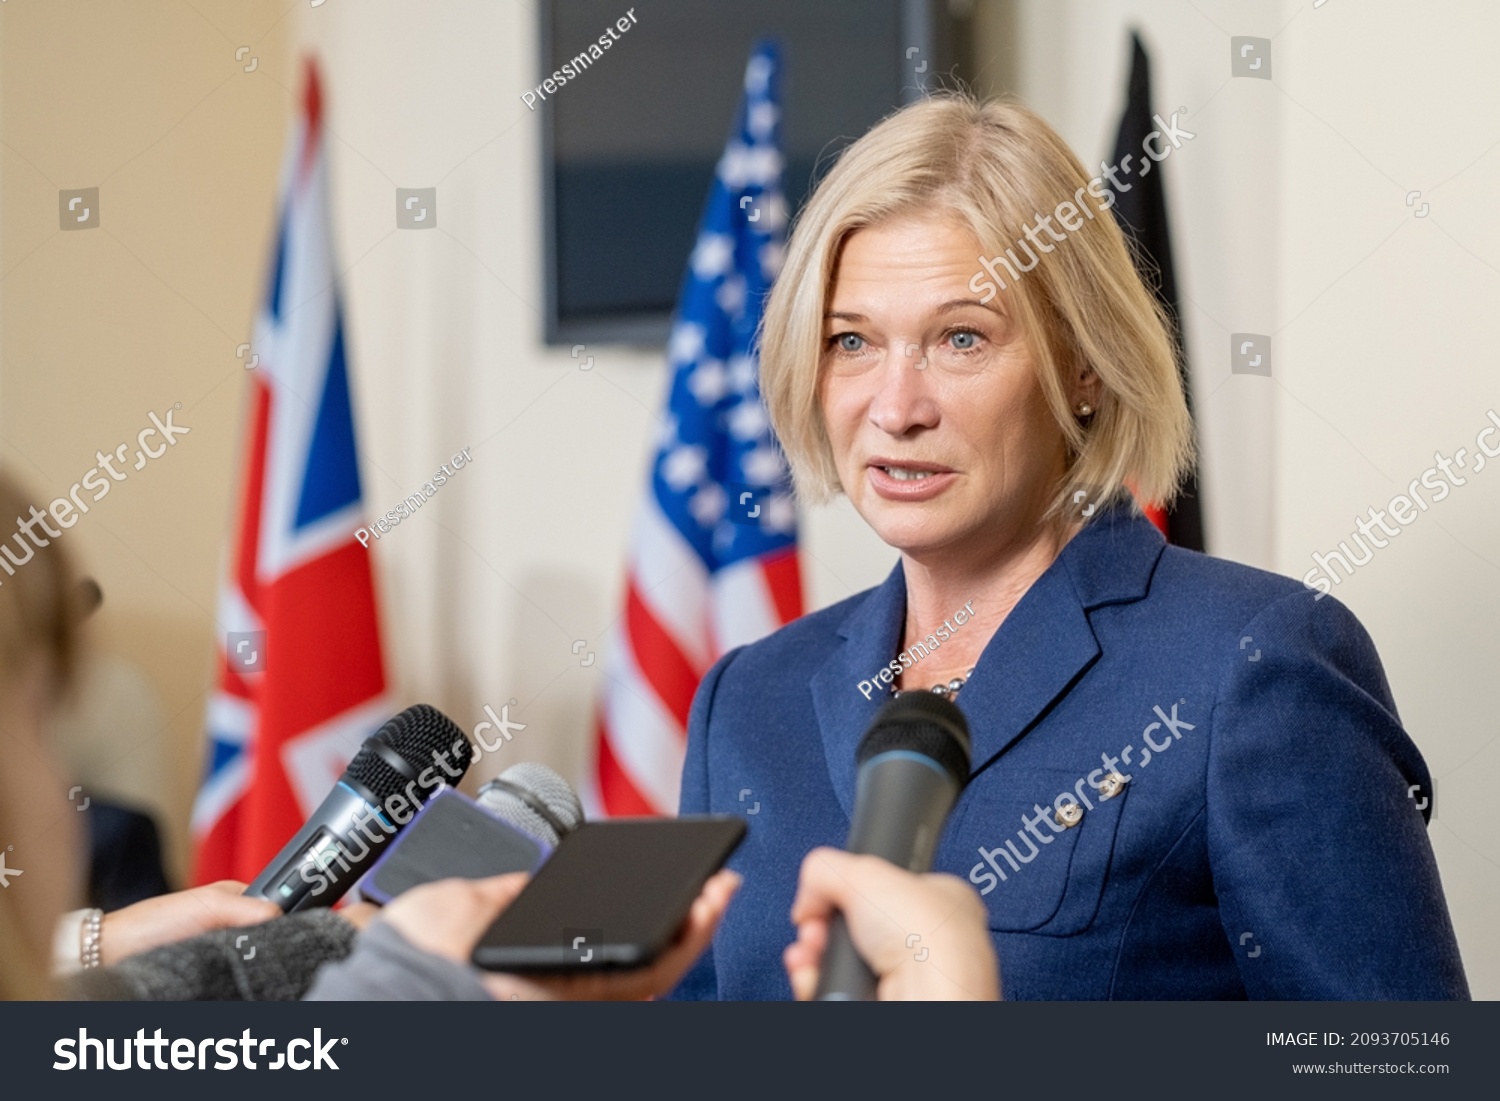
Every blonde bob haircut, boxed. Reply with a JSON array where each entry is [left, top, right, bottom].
[[760, 94, 1194, 520]]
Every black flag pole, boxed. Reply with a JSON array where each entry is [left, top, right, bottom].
[[1107, 31, 1205, 552]]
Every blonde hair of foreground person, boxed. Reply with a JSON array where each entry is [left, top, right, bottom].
[[760, 94, 1193, 518], [0, 469, 86, 1000]]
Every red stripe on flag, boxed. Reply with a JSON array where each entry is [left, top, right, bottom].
[[298, 58, 323, 185], [595, 714, 662, 817], [260, 542, 385, 730], [237, 542, 386, 877], [236, 379, 271, 618], [1127, 477, 1168, 537], [625, 577, 700, 731], [760, 547, 803, 627], [193, 800, 243, 885], [1141, 501, 1168, 536]]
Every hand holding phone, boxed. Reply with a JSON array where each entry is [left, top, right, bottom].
[[480, 868, 742, 1001], [471, 817, 746, 973], [368, 864, 742, 1001]]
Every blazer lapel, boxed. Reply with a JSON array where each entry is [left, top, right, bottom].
[[808, 506, 1167, 814], [954, 562, 1100, 775], [809, 562, 908, 819], [961, 505, 1167, 774]]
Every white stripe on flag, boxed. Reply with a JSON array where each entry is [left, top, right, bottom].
[[191, 690, 259, 835], [279, 697, 391, 817], [599, 624, 686, 814], [710, 557, 781, 653], [206, 693, 255, 746], [629, 496, 712, 671], [191, 757, 249, 836]]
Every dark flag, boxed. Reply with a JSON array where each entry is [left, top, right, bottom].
[[1108, 32, 1205, 551]]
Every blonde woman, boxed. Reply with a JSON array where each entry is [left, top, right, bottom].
[[672, 95, 1466, 1001]]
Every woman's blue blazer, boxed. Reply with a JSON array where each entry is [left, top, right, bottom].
[[672, 504, 1468, 1000]]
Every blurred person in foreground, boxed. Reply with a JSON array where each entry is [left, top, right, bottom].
[[0, 469, 282, 998], [0, 467, 737, 1001], [672, 94, 1467, 1000]]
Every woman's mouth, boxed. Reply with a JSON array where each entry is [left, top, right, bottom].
[[881, 466, 934, 481], [866, 459, 957, 500]]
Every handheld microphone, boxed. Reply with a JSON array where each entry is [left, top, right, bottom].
[[244, 703, 474, 912], [815, 691, 972, 1001], [359, 762, 586, 904], [476, 761, 585, 846]]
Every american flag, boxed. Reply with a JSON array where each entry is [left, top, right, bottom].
[[589, 41, 803, 817], [191, 60, 389, 882]]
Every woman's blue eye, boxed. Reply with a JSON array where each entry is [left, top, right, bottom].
[[950, 330, 978, 350], [837, 333, 863, 352]]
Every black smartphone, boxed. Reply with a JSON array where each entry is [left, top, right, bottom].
[[470, 816, 746, 972], [359, 789, 550, 905]]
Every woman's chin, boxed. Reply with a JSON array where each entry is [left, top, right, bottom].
[[861, 507, 971, 558]]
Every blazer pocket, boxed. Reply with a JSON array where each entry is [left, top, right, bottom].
[[942, 765, 1131, 935]]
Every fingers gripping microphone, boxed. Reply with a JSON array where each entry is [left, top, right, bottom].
[[245, 704, 474, 912], [815, 692, 972, 1001]]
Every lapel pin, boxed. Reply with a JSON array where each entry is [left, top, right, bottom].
[[1054, 802, 1085, 829], [1096, 771, 1129, 800]]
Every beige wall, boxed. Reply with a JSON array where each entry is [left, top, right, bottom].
[[2, 0, 1494, 995], [1, 0, 293, 878]]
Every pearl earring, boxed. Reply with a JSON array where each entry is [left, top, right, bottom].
[[1076, 401, 1094, 416]]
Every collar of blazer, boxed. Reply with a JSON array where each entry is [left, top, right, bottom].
[[809, 502, 1168, 818]]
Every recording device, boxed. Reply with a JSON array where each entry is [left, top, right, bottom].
[[360, 762, 585, 904], [471, 817, 746, 972], [244, 704, 474, 912], [815, 692, 972, 1001]]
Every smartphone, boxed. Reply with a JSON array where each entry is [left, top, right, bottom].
[[470, 816, 746, 972], [359, 789, 550, 905]]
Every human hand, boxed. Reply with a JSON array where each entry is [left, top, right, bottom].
[[374, 874, 529, 965], [101, 881, 282, 966], [783, 848, 999, 1001], [485, 869, 742, 1002], [336, 901, 381, 932], [372, 870, 741, 1002]]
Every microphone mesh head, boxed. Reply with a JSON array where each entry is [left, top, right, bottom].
[[476, 762, 584, 847], [857, 692, 972, 784], [344, 704, 474, 807]]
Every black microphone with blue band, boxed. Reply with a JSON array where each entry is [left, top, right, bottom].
[[244, 704, 474, 912], [815, 691, 972, 1000]]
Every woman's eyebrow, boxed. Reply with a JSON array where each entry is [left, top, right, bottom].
[[824, 300, 1002, 325], [936, 298, 998, 314]]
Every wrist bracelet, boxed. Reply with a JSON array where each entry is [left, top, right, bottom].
[[80, 908, 103, 970]]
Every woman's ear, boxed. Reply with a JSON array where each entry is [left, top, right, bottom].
[[1070, 364, 1101, 414]]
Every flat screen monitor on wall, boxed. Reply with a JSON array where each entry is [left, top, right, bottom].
[[539, 0, 972, 347]]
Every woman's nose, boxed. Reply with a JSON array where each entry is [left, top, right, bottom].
[[867, 347, 939, 435]]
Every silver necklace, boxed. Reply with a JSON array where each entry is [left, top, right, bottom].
[[893, 666, 976, 701]]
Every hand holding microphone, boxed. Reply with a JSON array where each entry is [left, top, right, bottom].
[[784, 849, 998, 1001], [811, 691, 985, 1001], [94, 881, 281, 967]]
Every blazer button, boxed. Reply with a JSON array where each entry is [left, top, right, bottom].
[[1054, 802, 1085, 829], [1096, 771, 1129, 801]]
